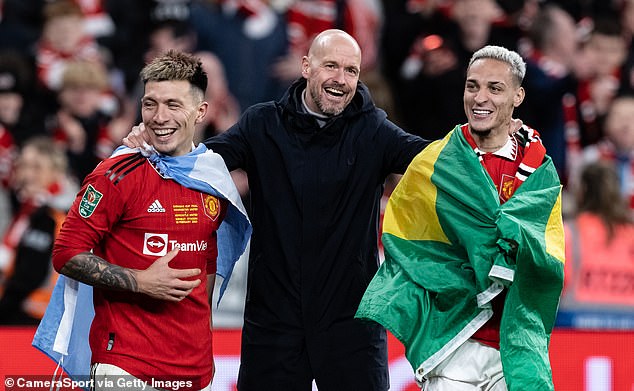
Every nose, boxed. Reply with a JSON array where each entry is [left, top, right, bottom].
[[473, 88, 488, 104], [153, 104, 169, 123], [332, 67, 346, 84]]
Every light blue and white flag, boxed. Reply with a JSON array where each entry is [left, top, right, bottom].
[[32, 144, 252, 386]]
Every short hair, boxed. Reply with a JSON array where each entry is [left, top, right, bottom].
[[529, 4, 563, 51], [140, 50, 207, 99], [61, 61, 109, 91], [43, 0, 83, 22], [21, 136, 68, 173], [468, 45, 526, 86], [577, 161, 632, 240]]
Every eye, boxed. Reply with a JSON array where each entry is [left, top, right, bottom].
[[346, 67, 359, 76]]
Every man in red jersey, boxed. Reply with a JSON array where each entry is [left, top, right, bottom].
[[422, 45, 556, 391], [52, 50, 240, 391], [357, 45, 564, 391]]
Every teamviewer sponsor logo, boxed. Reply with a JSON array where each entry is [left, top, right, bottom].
[[142, 233, 209, 256], [143, 233, 168, 256]]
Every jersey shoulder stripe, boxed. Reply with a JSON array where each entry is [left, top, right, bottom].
[[103, 153, 146, 186]]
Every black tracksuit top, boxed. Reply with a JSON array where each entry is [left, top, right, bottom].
[[205, 78, 427, 339]]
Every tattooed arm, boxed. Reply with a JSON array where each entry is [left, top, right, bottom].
[[60, 252, 139, 292], [59, 249, 202, 302]]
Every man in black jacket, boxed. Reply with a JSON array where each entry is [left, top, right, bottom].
[[126, 30, 428, 390]]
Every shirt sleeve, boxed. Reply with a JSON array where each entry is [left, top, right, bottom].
[[52, 170, 125, 272]]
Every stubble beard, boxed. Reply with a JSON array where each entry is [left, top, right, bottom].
[[311, 87, 344, 117], [470, 127, 492, 138]]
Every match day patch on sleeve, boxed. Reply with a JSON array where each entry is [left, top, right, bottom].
[[79, 184, 103, 218]]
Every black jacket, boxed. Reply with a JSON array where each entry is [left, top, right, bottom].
[[206, 78, 427, 336]]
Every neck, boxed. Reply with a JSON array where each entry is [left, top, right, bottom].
[[469, 126, 511, 153]]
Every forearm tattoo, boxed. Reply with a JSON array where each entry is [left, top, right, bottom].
[[60, 252, 138, 292]]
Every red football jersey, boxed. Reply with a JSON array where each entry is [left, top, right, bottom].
[[462, 125, 525, 349], [53, 153, 227, 389]]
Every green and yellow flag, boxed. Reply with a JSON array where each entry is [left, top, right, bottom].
[[356, 126, 565, 390]]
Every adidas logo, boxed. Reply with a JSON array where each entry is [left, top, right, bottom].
[[147, 200, 166, 213]]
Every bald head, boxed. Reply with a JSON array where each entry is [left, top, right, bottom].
[[301, 29, 362, 116], [308, 29, 362, 63]]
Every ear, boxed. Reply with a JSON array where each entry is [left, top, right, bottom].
[[513, 87, 525, 107], [301, 56, 310, 79], [195, 101, 209, 124]]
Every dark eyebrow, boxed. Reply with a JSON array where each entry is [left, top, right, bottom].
[[488, 81, 506, 87]]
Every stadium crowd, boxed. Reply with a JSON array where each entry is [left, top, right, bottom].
[[0, 0, 632, 326]]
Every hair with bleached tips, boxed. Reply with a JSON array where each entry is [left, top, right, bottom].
[[468, 45, 526, 86], [140, 49, 207, 100]]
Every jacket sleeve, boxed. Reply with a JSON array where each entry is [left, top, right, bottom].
[[380, 118, 429, 176], [204, 109, 254, 172]]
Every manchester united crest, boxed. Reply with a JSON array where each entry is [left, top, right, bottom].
[[500, 174, 515, 202], [203, 194, 220, 221]]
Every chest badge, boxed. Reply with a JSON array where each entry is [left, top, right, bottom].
[[203, 195, 220, 221], [79, 184, 103, 218], [500, 174, 515, 202]]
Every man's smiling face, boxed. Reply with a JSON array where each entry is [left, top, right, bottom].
[[302, 32, 361, 117], [463, 58, 524, 136]]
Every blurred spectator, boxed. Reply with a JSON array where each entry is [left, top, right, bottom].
[[74, 0, 115, 40], [516, 3, 580, 178], [0, 51, 29, 237], [98, 0, 155, 97], [271, 0, 383, 83], [575, 14, 628, 146], [0, 136, 78, 324], [620, 0, 634, 94], [572, 94, 634, 211], [0, 64, 19, 188], [189, 0, 289, 111], [0, 123, 16, 238], [0, 50, 48, 146], [557, 161, 634, 329], [35, 0, 106, 92], [383, 0, 508, 139], [48, 60, 120, 183], [0, 0, 45, 56]]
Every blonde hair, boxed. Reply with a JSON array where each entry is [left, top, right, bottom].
[[140, 50, 207, 101], [43, 0, 82, 23], [61, 61, 109, 91], [468, 45, 526, 86], [21, 136, 68, 173]]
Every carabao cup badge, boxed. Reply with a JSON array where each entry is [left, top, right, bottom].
[[79, 184, 103, 218]]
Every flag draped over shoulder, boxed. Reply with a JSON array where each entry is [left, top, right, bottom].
[[355, 125, 565, 390], [32, 144, 252, 386]]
